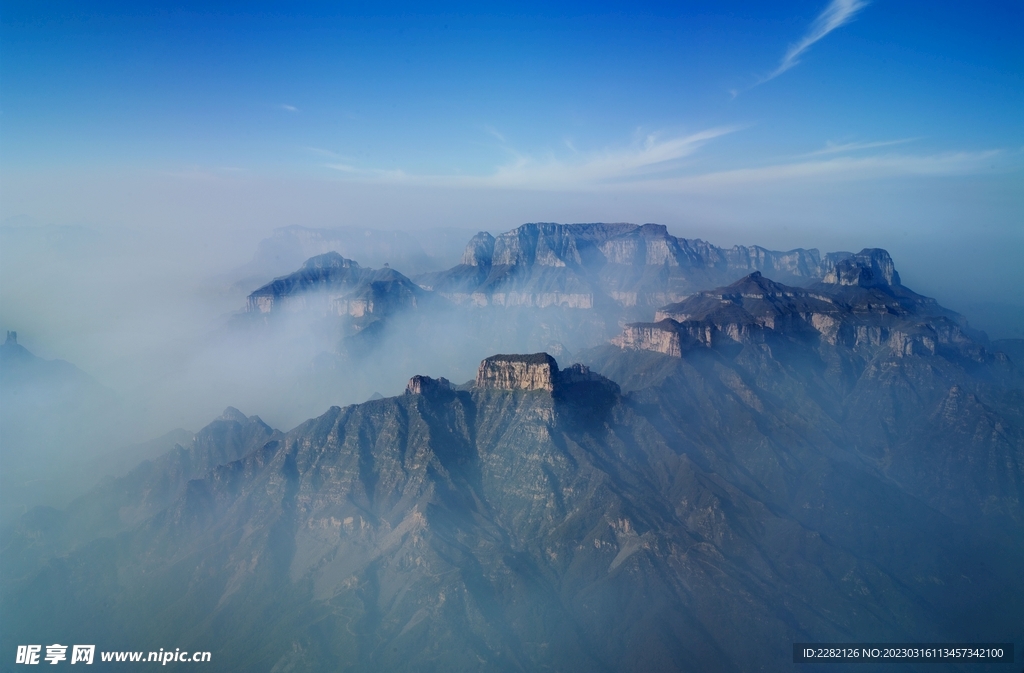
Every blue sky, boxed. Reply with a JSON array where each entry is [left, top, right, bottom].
[[1, 2, 1022, 312], [3, 2, 1020, 178]]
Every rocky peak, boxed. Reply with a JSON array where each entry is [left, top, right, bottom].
[[823, 248, 900, 287], [476, 353, 559, 391], [557, 362, 597, 384], [246, 251, 422, 317], [717, 271, 796, 299], [301, 251, 359, 271], [217, 407, 250, 423], [405, 375, 453, 395], [460, 232, 495, 267], [5, 331, 16, 345]]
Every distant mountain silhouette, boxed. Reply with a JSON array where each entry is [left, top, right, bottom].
[[0, 332, 124, 520]]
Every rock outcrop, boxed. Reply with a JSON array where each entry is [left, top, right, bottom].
[[616, 268, 981, 360], [821, 248, 901, 287], [612, 320, 688, 357], [460, 231, 496, 266], [473, 354, 621, 413], [417, 222, 859, 310], [246, 252, 424, 318], [240, 225, 905, 359], [475, 353, 559, 391], [405, 375, 453, 395], [7, 339, 1020, 673]]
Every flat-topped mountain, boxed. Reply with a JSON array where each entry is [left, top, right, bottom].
[[473, 354, 620, 409], [417, 222, 855, 310], [618, 250, 978, 360], [475, 352, 560, 390]]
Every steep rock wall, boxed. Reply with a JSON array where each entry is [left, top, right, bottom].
[[476, 353, 558, 391]]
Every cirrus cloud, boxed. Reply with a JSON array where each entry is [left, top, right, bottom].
[[762, 0, 869, 83]]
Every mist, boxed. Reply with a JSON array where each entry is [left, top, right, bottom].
[[3, 4, 1023, 668], [1, 165, 1022, 519]]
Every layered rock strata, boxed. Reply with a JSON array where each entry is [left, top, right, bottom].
[[246, 252, 423, 318], [616, 254, 981, 360], [417, 222, 860, 310], [472, 354, 621, 409], [405, 375, 453, 395], [475, 353, 559, 391]]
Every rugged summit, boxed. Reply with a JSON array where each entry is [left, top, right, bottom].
[[475, 352, 559, 390], [822, 247, 900, 286], [237, 224, 897, 362], [246, 252, 424, 318], [619, 251, 976, 360], [404, 374, 453, 395], [20, 228, 1015, 671], [417, 222, 855, 310], [3, 343, 1020, 672], [2, 408, 280, 575]]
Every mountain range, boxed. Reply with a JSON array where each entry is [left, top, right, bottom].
[[417, 222, 851, 311], [3, 229, 1022, 671], [250, 222, 859, 317], [241, 222, 892, 364]]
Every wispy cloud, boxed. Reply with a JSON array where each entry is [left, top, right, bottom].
[[483, 125, 507, 143], [763, 0, 869, 83], [325, 163, 408, 180], [322, 143, 1000, 194], [279, 104, 299, 113], [305, 146, 343, 159], [800, 138, 919, 157], [473, 126, 739, 189], [314, 121, 1002, 193], [321, 126, 738, 190], [638, 150, 1001, 193]]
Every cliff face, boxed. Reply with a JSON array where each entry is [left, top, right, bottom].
[[617, 261, 980, 361], [611, 321, 685, 357], [405, 374, 453, 395], [460, 231, 496, 266], [245, 252, 424, 319], [417, 222, 859, 311], [822, 248, 900, 286], [6, 345, 1020, 673], [240, 226, 910, 361], [476, 353, 559, 391]]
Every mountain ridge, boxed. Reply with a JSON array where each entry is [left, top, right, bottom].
[[237, 222, 884, 363], [3, 327, 1020, 671], [6, 227, 1020, 671], [416, 222, 856, 311]]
